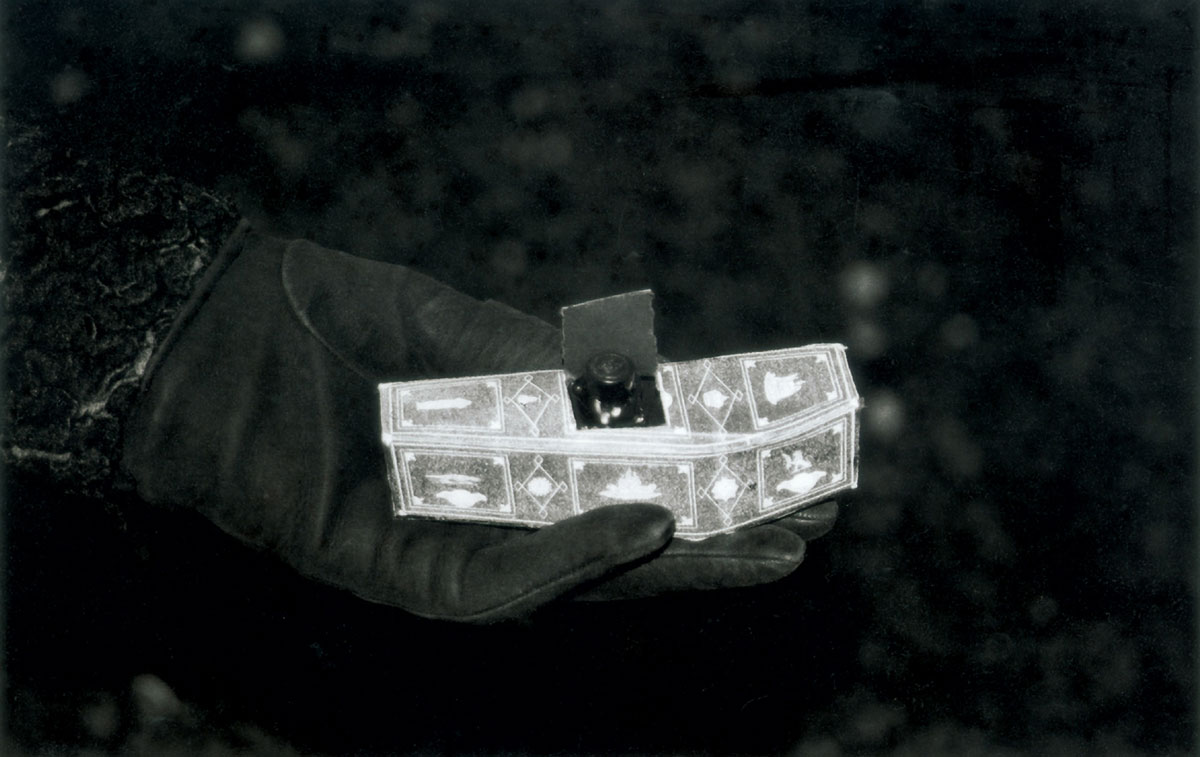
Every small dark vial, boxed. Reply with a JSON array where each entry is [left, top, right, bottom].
[[570, 351, 665, 429]]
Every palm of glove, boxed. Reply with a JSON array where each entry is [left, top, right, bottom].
[[123, 226, 837, 622]]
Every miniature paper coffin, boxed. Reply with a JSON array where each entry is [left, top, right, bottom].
[[379, 344, 860, 540]]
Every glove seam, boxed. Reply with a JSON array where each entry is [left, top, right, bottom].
[[138, 218, 254, 392], [653, 552, 801, 565], [279, 241, 386, 384]]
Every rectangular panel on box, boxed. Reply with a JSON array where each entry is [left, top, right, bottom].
[[569, 459, 697, 528], [757, 418, 851, 513], [386, 446, 410, 514], [740, 349, 843, 428], [401, 450, 514, 517], [394, 378, 503, 432], [655, 365, 692, 435]]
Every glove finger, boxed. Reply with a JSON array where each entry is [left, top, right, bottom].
[[326, 479, 675, 622], [573, 522, 806, 602], [280, 240, 561, 383], [769, 500, 839, 541]]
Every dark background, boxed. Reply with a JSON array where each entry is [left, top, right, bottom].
[[3, 1, 1195, 754]]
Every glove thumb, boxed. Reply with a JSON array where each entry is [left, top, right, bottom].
[[324, 479, 678, 621]]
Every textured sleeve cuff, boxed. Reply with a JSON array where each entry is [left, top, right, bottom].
[[4, 123, 243, 497]]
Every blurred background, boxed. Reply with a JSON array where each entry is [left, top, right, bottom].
[[3, 0, 1194, 754]]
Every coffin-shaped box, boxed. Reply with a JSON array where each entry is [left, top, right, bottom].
[[379, 344, 860, 540]]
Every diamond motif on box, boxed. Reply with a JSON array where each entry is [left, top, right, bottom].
[[702, 455, 752, 526], [687, 360, 744, 432], [504, 374, 559, 436], [514, 455, 567, 517]]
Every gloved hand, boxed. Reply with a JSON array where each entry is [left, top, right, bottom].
[[123, 224, 837, 622]]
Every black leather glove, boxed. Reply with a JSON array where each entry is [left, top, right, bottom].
[[123, 223, 837, 622]]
